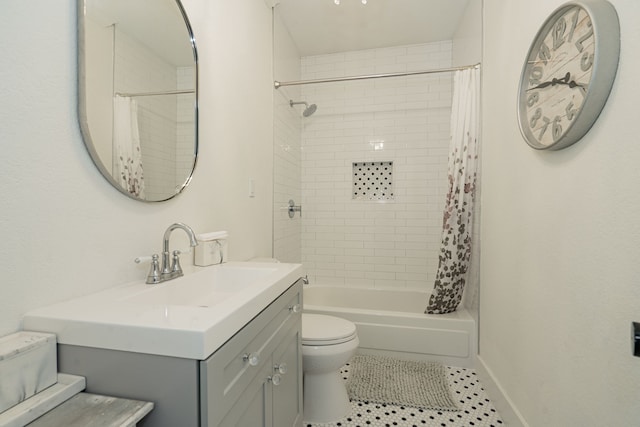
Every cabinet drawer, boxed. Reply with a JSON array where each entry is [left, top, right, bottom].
[[200, 279, 302, 426]]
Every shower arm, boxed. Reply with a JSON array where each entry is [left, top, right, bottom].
[[289, 99, 317, 117]]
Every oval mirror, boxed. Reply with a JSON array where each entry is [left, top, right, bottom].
[[78, 0, 198, 202]]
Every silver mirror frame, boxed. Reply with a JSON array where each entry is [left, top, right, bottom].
[[77, 0, 199, 202]]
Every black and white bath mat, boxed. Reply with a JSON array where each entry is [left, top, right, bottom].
[[345, 354, 459, 412]]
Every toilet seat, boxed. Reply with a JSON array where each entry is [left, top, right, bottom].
[[302, 314, 357, 346]]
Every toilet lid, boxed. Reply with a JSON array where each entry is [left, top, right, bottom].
[[302, 314, 357, 346]]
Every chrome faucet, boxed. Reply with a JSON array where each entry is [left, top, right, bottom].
[[145, 223, 198, 284]]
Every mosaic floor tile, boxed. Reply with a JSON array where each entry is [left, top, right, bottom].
[[305, 365, 504, 427]]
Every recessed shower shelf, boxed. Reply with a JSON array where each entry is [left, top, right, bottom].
[[352, 161, 394, 201]]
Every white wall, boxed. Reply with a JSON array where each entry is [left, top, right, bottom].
[[452, 0, 483, 336], [480, 0, 640, 425], [452, 0, 482, 68], [0, 0, 274, 337], [273, 9, 303, 263], [85, 16, 114, 167]]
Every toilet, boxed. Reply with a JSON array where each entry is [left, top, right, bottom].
[[302, 313, 359, 424]]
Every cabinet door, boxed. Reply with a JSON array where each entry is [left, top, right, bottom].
[[272, 321, 303, 427], [200, 280, 303, 427], [201, 281, 302, 426], [218, 360, 273, 427]]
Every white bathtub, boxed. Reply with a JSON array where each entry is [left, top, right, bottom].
[[303, 286, 476, 367]]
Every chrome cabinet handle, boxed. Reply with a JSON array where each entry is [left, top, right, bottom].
[[243, 352, 260, 366], [289, 304, 301, 314], [268, 374, 282, 386], [274, 363, 288, 375]]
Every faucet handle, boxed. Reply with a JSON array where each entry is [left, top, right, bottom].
[[145, 254, 161, 284], [171, 250, 184, 277]]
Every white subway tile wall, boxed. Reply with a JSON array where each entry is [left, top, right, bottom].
[[299, 41, 453, 290]]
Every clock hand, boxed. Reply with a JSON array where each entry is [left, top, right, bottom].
[[528, 80, 555, 90], [528, 72, 584, 91], [567, 80, 586, 89], [559, 72, 586, 89]]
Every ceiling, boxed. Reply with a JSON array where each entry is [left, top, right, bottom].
[[274, 0, 471, 56]]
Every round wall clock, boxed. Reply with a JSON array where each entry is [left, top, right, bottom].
[[517, 0, 620, 150]]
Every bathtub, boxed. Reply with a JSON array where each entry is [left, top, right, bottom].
[[303, 286, 477, 368]]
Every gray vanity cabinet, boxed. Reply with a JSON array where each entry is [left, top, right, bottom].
[[200, 280, 303, 427], [57, 279, 303, 427]]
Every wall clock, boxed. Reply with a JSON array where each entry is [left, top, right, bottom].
[[517, 0, 620, 150]]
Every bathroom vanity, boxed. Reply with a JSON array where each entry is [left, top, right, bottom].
[[23, 262, 304, 427]]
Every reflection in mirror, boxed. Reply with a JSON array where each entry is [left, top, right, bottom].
[[78, 0, 198, 202]]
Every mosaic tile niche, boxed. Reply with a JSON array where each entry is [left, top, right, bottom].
[[352, 161, 394, 201]]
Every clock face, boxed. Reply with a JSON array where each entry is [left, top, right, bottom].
[[519, 5, 595, 149]]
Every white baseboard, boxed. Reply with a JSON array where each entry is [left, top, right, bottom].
[[475, 355, 528, 427]]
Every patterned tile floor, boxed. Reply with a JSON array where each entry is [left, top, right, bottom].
[[305, 365, 504, 427]]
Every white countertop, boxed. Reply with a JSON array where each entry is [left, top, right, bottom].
[[23, 262, 304, 360]]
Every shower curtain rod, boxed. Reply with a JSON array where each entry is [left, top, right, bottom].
[[115, 89, 195, 97], [274, 63, 480, 89]]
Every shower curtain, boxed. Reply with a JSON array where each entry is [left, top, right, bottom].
[[113, 95, 145, 198], [426, 67, 480, 314]]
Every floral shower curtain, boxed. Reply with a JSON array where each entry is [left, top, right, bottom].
[[113, 95, 145, 198], [426, 67, 480, 314]]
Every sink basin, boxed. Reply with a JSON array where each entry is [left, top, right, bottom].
[[122, 265, 279, 307], [23, 262, 303, 360]]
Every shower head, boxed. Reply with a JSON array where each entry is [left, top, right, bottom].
[[290, 100, 317, 117], [303, 103, 317, 117]]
